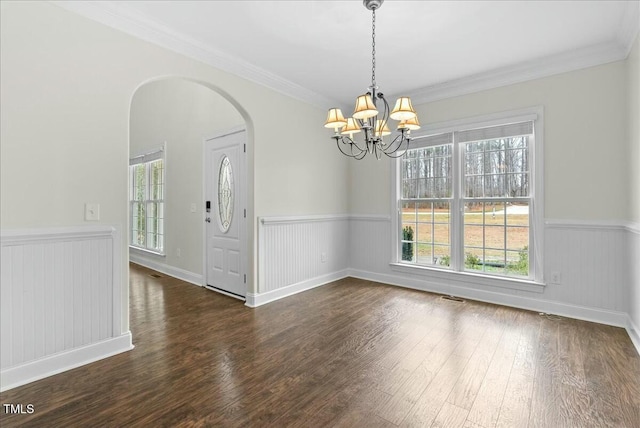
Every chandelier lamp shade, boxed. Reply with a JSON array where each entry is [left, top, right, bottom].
[[324, 0, 420, 160]]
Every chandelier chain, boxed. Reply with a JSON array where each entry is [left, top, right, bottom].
[[371, 8, 376, 88], [324, 0, 417, 160]]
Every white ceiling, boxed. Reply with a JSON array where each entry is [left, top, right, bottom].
[[56, 0, 639, 109]]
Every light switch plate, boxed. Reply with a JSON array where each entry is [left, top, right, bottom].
[[85, 203, 100, 221], [190, 203, 197, 213]]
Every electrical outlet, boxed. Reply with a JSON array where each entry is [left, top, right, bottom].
[[85, 203, 100, 221], [321, 252, 327, 263], [550, 272, 561, 284]]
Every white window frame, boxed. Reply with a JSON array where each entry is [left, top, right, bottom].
[[390, 107, 545, 291], [129, 144, 165, 256]]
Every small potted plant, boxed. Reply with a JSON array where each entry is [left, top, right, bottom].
[[402, 225, 414, 261]]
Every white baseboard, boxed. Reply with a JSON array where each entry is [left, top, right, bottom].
[[246, 269, 349, 308], [130, 254, 203, 286], [0, 332, 133, 392], [627, 316, 640, 357], [348, 269, 629, 328]]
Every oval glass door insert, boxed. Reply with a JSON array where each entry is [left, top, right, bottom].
[[217, 155, 234, 233]]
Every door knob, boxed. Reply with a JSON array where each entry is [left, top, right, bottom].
[[205, 217, 211, 223]]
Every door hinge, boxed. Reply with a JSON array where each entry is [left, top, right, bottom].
[[244, 274, 246, 283], [244, 209, 246, 218], [243, 143, 246, 153]]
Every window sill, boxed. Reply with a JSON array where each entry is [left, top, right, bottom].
[[129, 246, 166, 257], [389, 262, 545, 294]]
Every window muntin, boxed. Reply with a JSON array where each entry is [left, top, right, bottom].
[[397, 119, 536, 280], [400, 143, 452, 267], [131, 163, 146, 248], [462, 135, 530, 277], [463, 201, 529, 277], [130, 152, 164, 254], [463, 137, 529, 198]]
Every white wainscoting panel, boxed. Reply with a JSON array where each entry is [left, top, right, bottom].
[[544, 221, 628, 314], [628, 223, 640, 354], [348, 217, 630, 327], [0, 226, 133, 391], [251, 215, 349, 307]]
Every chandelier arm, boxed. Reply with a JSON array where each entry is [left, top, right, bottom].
[[384, 96, 390, 122], [380, 94, 389, 113], [336, 139, 357, 158], [354, 147, 368, 160], [387, 130, 407, 150], [347, 137, 368, 160], [382, 133, 411, 158], [379, 94, 390, 143], [383, 142, 410, 158], [382, 134, 402, 153], [335, 137, 366, 159], [350, 138, 369, 156], [346, 131, 369, 152], [352, 142, 368, 159]]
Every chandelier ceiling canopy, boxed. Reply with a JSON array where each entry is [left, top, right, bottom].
[[324, 0, 420, 160]]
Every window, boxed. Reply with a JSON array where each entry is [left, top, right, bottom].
[[130, 147, 165, 254], [400, 134, 453, 267], [217, 155, 234, 233], [394, 109, 543, 284]]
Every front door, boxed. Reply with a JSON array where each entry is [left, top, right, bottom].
[[204, 129, 246, 299]]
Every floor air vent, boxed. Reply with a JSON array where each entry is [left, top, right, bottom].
[[148, 273, 163, 278], [441, 295, 465, 303]]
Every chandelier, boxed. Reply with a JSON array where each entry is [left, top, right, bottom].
[[324, 0, 420, 160]]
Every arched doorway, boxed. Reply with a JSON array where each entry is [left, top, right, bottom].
[[128, 77, 253, 299]]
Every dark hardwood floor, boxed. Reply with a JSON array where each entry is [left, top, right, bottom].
[[2, 263, 639, 427]]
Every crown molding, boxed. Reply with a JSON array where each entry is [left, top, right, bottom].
[[51, 1, 338, 110], [406, 40, 629, 105], [53, 1, 638, 111], [406, 2, 639, 106], [618, 0, 640, 57]]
